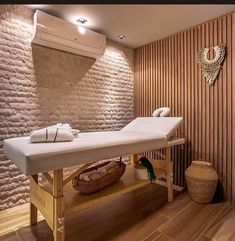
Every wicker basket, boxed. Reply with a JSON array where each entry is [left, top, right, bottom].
[[72, 161, 126, 194], [185, 161, 218, 203]]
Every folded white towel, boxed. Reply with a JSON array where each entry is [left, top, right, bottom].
[[30, 128, 73, 143], [49, 123, 80, 137], [30, 123, 80, 143], [47, 123, 72, 130]]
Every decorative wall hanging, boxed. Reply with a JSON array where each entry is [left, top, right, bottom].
[[196, 44, 226, 86]]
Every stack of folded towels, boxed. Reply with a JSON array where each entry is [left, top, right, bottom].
[[30, 123, 80, 143], [79, 162, 120, 181]]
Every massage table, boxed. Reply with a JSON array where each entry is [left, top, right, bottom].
[[3, 117, 185, 241]]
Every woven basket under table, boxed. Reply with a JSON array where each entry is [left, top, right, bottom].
[[72, 161, 126, 194]]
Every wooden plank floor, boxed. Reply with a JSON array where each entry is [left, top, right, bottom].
[[0, 184, 234, 241]]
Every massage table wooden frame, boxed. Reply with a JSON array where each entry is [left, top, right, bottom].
[[29, 137, 185, 241]]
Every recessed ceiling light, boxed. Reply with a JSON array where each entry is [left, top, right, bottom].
[[117, 35, 127, 40], [77, 17, 87, 24]]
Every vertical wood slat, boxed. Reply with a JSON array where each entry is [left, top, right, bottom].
[[222, 16, 227, 200], [218, 17, 223, 200], [232, 12, 235, 203], [227, 14, 232, 202], [205, 22, 210, 163], [194, 27, 198, 161], [214, 18, 220, 196], [198, 24, 202, 163], [209, 20, 214, 170], [134, 12, 235, 202]]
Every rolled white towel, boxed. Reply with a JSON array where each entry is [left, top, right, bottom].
[[90, 172, 103, 181], [79, 170, 98, 181], [102, 162, 119, 173], [79, 169, 106, 181], [97, 166, 108, 175], [78, 162, 120, 182], [30, 128, 73, 143], [107, 167, 118, 174], [152, 107, 171, 117]]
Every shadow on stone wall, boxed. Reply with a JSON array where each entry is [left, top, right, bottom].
[[32, 42, 134, 132], [32, 44, 96, 129]]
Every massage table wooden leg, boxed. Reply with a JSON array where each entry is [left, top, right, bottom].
[[53, 169, 65, 241], [30, 174, 38, 225], [166, 147, 173, 202], [131, 154, 138, 166]]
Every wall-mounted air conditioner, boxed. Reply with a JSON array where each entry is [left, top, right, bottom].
[[32, 10, 106, 59]]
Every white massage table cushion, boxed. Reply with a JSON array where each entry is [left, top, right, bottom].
[[3, 117, 183, 175], [4, 131, 167, 175], [121, 117, 183, 139]]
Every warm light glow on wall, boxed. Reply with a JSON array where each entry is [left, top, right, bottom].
[[11, 18, 33, 42], [77, 26, 86, 35]]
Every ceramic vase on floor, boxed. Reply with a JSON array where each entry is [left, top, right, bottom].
[[185, 161, 218, 203]]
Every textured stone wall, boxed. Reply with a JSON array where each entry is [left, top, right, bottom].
[[0, 5, 134, 210]]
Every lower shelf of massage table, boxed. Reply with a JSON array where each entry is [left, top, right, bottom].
[[41, 165, 166, 215]]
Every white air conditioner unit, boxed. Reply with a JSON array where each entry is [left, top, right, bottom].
[[32, 10, 106, 59]]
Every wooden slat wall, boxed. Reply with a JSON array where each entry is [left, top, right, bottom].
[[134, 12, 235, 202]]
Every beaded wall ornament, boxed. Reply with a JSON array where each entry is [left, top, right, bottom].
[[196, 44, 226, 86]]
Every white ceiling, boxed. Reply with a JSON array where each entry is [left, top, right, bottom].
[[26, 5, 235, 48]]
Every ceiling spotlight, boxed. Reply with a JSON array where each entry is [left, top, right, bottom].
[[117, 35, 127, 40], [77, 17, 87, 24]]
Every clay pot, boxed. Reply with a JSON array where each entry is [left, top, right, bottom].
[[185, 161, 218, 203]]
